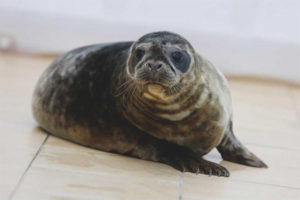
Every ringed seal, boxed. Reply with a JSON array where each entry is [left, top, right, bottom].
[[32, 31, 267, 177]]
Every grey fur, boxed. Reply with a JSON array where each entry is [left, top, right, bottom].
[[32, 31, 267, 177]]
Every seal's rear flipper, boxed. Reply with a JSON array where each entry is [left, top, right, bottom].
[[217, 121, 268, 168]]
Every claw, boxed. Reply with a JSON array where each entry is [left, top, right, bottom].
[[208, 168, 212, 176], [166, 151, 230, 177]]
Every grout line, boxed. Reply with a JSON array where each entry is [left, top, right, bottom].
[[8, 134, 50, 200], [178, 172, 184, 200], [231, 178, 300, 191]]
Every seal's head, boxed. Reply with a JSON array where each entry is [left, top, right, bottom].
[[127, 31, 196, 89]]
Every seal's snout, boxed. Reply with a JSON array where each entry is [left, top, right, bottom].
[[146, 61, 164, 71], [145, 61, 167, 79], [136, 60, 173, 85]]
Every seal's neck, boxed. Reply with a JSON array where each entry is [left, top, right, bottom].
[[119, 69, 204, 122], [142, 84, 181, 104]]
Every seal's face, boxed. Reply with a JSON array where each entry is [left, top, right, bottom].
[[127, 32, 195, 87]]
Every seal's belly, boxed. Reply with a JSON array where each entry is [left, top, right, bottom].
[[124, 96, 229, 155], [161, 106, 227, 154]]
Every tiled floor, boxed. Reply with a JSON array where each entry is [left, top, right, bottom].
[[0, 52, 299, 200]]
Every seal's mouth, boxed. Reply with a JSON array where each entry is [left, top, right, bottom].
[[134, 69, 177, 88], [135, 78, 172, 88]]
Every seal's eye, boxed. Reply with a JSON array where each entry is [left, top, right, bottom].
[[170, 50, 191, 73], [135, 49, 145, 60], [171, 51, 183, 62]]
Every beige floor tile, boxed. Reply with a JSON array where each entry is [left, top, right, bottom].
[[182, 174, 300, 200], [32, 136, 180, 183], [13, 167, 179, 200], [0, 187, 14, 200], [234, 126, 300, 150], [228, 78, 291, 100], [228, 80, 293, 117], [45, 135, 99, 151], [290, 86, 300, 117], [233, 103, 299, 135], [228, 80, 299, 135], [0, 53, 52, 199]]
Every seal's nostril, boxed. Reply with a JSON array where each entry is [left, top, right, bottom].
[[146, 62, 163, 71], [147, 63, 153, 69]]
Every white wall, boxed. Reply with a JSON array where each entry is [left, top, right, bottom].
[[0, 0, 299, 82]]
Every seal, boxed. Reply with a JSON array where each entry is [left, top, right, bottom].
[[32, 31, 267, 177]]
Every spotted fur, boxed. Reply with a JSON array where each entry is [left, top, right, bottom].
[[32, 32, 267, 177]]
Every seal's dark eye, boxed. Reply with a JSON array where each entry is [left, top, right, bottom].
[[170, 50, 191, 73], [171, 51, 183, 62], [135, 49, 145, 60]]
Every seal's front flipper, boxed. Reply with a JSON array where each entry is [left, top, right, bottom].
[[156, 142, 230, 177], [128, 133, 229, 177], [217, 121, 268, 168]]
